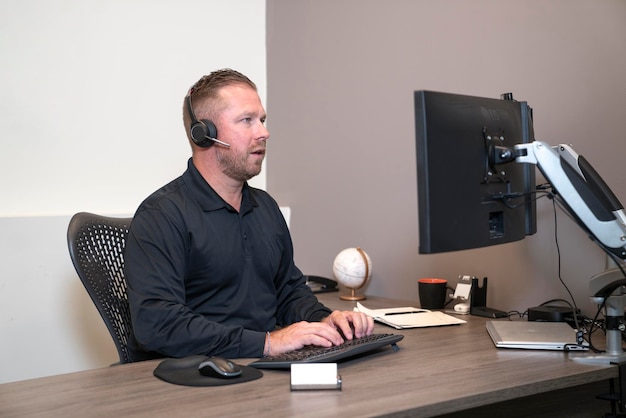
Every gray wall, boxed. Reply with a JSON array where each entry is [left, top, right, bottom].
[[266, 0, 626, 316]]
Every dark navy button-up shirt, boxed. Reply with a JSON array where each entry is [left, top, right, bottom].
[[125, 158, 331, 361]]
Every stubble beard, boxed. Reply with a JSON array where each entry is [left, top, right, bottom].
[[216, 148, 263, 182]]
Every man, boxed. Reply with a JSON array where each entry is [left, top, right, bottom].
[[125, 69, 374, 361]]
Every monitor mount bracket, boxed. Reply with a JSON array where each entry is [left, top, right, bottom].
[[573, 267, 626, 365], [483, 128, 512, 184]]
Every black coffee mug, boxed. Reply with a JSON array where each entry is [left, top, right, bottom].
[[418, 278, 453, 309]]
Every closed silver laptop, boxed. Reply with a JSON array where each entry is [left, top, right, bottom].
[[486, 320, 588, 351]]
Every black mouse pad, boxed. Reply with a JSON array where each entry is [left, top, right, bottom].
[[153, 355, 263, 387]]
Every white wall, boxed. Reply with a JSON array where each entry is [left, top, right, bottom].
[[0, 0, 266, 383]]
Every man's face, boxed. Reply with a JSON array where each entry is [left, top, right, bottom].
[[213, 84, 269, 182]]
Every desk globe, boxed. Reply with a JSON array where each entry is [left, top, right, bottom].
[[332, 247, 371, 301]]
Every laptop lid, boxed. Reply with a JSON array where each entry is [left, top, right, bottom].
[[486, 320, 588, 351]]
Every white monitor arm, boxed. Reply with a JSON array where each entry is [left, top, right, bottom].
[[497, 141, 626, 363], [505, 141, 626, 260]]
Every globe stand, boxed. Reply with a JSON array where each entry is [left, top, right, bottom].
[[340, 287, 366, 301]]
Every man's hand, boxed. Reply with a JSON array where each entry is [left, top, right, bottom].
[[321, 310, 375, 340], [264, 311, 374, 357]]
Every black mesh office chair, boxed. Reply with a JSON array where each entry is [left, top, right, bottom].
[[67, 212, 134, 364]]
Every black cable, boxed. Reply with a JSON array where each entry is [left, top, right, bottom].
[[505, 310, 526, 320], [491, 189, 552, 210], [587, 299, 607, 353], [550, 197, 582, 331], [539, 298, 574, 308]]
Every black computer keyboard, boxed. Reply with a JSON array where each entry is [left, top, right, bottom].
[[250, 333, 404, 369]]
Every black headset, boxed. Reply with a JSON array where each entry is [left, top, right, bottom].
[[185, 93, 218, 147]]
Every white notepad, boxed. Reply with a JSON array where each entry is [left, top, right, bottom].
[[486, 320, 588, 351], [355, 302, 466, 329]]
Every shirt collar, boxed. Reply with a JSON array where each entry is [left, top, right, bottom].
[[183, 158, 258, 214]]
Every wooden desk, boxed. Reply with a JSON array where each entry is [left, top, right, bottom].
[[0, 294, 617, 417]]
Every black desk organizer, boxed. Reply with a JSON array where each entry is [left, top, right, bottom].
[[469, 277, 508, 318]]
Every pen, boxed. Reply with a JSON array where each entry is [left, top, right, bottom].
[[385, 311, 425, 316]]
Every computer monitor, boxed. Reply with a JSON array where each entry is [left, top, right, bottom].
[[414, 90, 626, 362], [414, 90, 537, 254]]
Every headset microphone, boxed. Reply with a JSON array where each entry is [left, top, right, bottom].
[[185, 93, 230, 148], [202, 135, 231, 148]]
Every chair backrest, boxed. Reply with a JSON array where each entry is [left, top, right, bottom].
[[67, 212, 134, 364]]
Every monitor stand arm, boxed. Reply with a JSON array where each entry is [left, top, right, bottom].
[[507, 142, 626, 362], [512, 141, 626, 259], [573, 267, 626, 365], [500, 140, 626, 411]]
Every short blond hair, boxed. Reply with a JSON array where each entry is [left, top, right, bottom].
[[183, 68, 257, 132]]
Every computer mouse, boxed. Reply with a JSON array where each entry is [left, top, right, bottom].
[[198, 356, 243, 379]]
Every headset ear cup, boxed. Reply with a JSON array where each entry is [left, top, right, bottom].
[[190, 120, 218, 147], [201, 119, 218, 140], [190, 121, 208, 146]]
